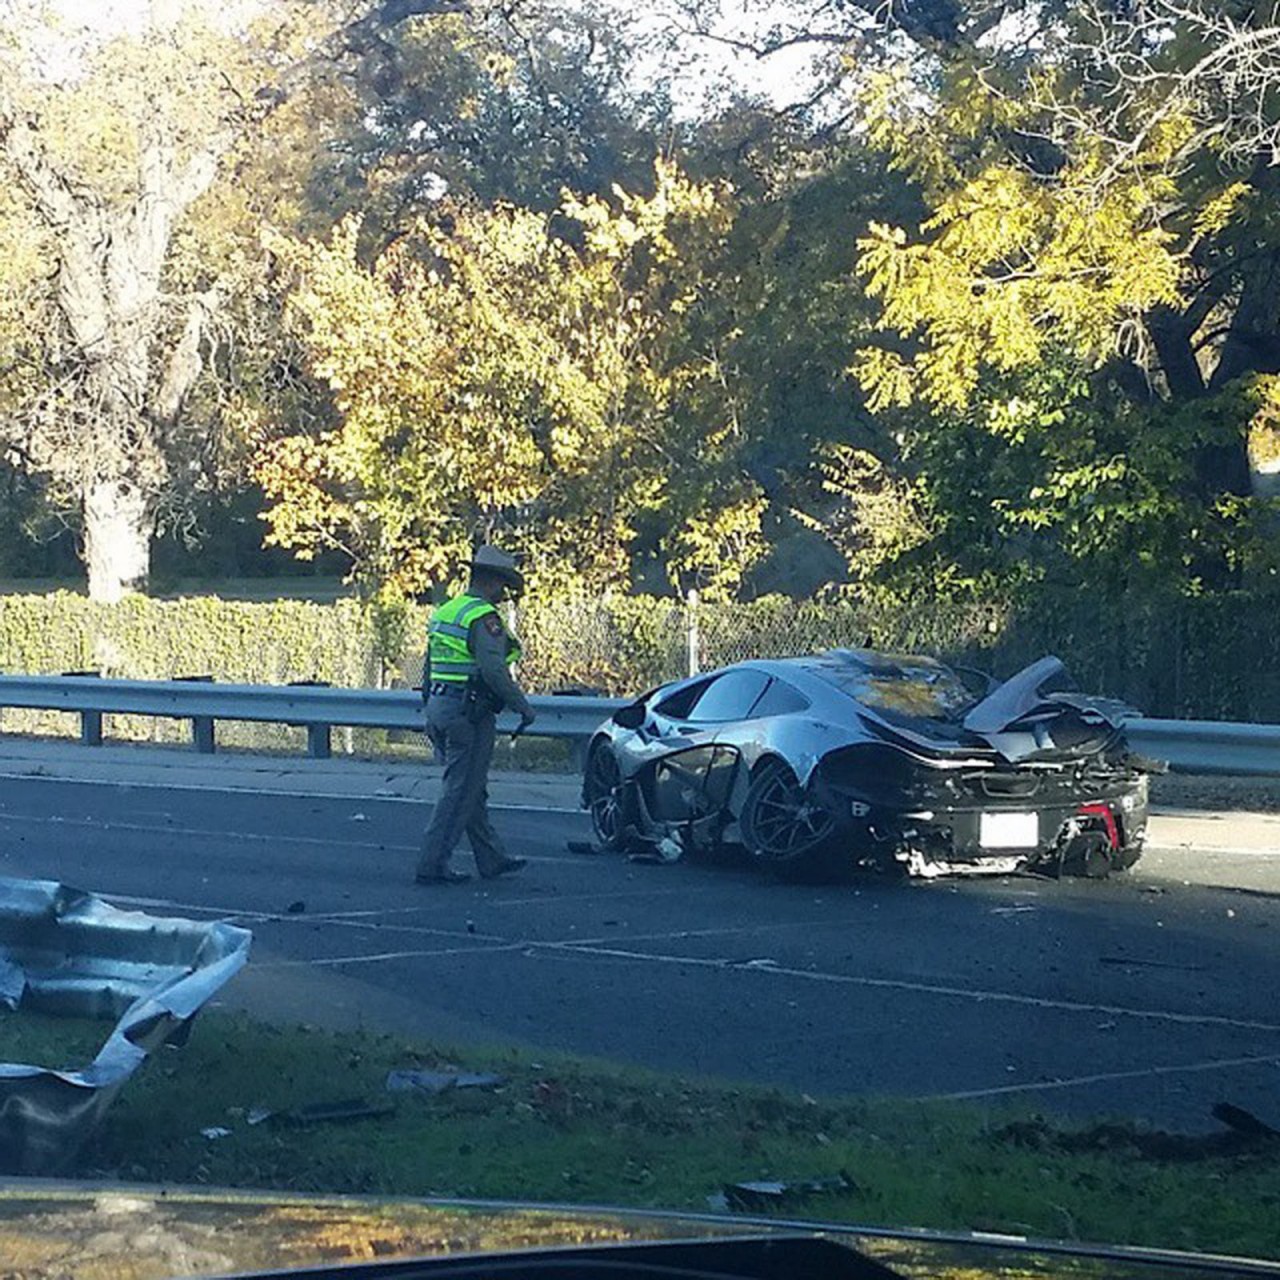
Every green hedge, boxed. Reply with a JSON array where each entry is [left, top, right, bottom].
[[0, 593, 378, 749], [1, 587, 1278, 749]]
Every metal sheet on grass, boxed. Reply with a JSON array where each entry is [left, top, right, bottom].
[[0, 876, 251, 1174]]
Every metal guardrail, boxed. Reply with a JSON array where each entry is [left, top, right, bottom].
[[1120, 718, 1280, 779], [0, 673, 1278, 775], [0, 674, 623, 760]]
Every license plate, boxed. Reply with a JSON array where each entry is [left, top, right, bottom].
[[980, 811, 1039, 849]]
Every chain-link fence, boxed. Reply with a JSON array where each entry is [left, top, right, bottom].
[[508, 589, 1280, 723]]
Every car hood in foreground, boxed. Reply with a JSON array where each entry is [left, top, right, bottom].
[[0, 1184, 1272, 1280]]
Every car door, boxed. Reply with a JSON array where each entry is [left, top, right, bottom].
[[647, 670, 771, 836]]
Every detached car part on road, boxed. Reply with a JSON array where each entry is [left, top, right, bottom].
[[582, 651, 1153, 881]]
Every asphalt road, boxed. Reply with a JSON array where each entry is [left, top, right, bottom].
[[2, 773, 1279, 1129]]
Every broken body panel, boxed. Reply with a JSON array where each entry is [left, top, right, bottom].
[[0, 878, 251, 1174]]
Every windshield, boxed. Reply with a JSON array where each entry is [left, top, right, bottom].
[[816, 656, 980, 724], [3, 0, 1279, 1275]]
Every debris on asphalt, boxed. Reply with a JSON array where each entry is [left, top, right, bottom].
[[719, 1172, 859, 1212], [1098, 954, 1204, 971], [531, 1078, 573, 1122], [271, 1098, 395, 1126], [994, 1103, 1280, 1161], [627, 836, 683, 865], [286, 900, 306, 915], [466, 920, 477, 934], [200, 1127, 232, 1140], [350, 813, 368, 822], [246, 1107, 273, 1126], [385, 1069, 507, 1095]]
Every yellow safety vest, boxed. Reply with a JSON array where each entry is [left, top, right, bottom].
[[427, 594, 521, 684]]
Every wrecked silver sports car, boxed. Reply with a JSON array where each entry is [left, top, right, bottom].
[[581, 651, 1152, 880]]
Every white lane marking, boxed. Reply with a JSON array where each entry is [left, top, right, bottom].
[[489, 886, 695, 908], [0, 812, 405, 849], [927, 1052, 1280, 1102], [564, 917, 850, 948], [0, 812, 584, 862], [105, 893, 510, 943], [0, 769, 582, 814], [112, 893, 433, 921], [114, 889, 1280, 1038], [8, 771, 1278, 842], [260, 943, 527, 968], [1146, 845, 1280, 858], [530, 942, 1280, 1036], [109, 891, 842, 954]]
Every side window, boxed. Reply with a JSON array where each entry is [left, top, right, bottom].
[[653, 677, 713, 721], [749, 678, 810, 718], [686, 670, 771, 723]]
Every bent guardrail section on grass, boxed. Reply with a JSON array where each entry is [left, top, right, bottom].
[[0, 876, 251, 1174]]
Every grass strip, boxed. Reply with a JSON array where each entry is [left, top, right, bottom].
[[7, 1010, 1278, 1259]]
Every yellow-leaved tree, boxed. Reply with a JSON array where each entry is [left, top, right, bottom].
[[255, 160, 761, 597]]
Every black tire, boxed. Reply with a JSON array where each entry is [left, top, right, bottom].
[[740, 759, 845, 881], [1113, 827, 1144, 873], [1053, 830, 1143, 879], [583, 740, 630, 852]]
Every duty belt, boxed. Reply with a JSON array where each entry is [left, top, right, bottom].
[[426, 681, 468, 698]]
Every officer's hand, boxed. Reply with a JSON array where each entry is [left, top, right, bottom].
[[519, 709, 537, 731]]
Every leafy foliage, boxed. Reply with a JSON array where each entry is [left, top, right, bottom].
[[844, 7, 1280, 595], [256, 160, 768, 598]]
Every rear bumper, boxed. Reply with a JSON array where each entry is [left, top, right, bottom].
[[823, 777, 1149, 873]]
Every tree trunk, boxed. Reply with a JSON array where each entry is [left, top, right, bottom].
[[83, 479, 154, 602]]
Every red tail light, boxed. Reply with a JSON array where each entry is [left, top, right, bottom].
[[1077, 802, 1119, 849]]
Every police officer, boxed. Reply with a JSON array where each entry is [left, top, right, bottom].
[[416, 546, 536, 885]]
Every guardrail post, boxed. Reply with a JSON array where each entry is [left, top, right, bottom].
[[686, 589, 700, 677], [307, 724, 332, 760], [191, 717, 215, 753], [289, 681, 332, 759], [63, 672, 103, 746], [177, 676, 216, 754]]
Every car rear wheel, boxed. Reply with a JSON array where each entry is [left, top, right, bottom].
[[741, 759, 844, 881], [584, 741, 629, 851]]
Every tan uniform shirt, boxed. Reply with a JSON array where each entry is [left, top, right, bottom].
[[468, 613, 533, 719]]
